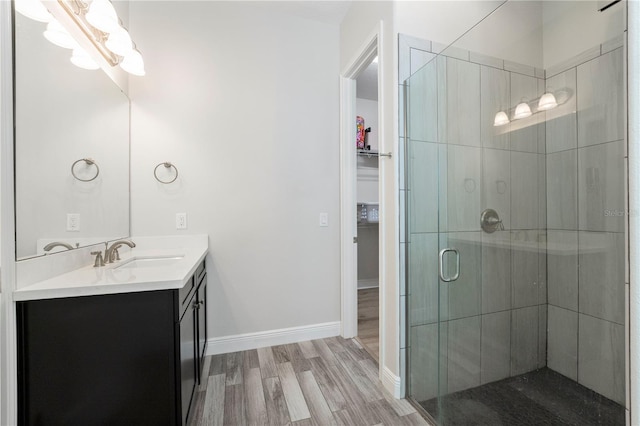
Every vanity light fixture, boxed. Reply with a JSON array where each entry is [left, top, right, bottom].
[[15, 0, 52, 22], [513, 101, 533, 119], [493, 111, 510, 127], [20, 0, 145, 75], [538, 92, 558, 111], [495, 92, 560, 126], [60, 0, 145, 75]]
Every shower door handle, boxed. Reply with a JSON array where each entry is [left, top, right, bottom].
[[438, 248, 460, 282]]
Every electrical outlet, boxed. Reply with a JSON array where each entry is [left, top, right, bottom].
[[176, 213, 187, 230], [67, 213, 80, 231], [319, 212, 329, 227]]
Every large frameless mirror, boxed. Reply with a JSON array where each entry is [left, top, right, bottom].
[[14, 9, 130, 261]]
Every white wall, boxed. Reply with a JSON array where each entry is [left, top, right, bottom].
[[129, 1, 341, 339], [543, 0, 625, 69], [395, 1, 505, 52], [397, 1, 543, 68]]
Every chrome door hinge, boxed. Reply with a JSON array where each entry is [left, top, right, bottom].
[[353, 236, 358, 243]]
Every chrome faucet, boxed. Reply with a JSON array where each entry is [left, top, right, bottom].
[[43, 241, 77, 252], [105, 239, 136, 264]]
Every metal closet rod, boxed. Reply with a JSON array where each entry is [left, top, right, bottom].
[[357, 150, 392, 158]]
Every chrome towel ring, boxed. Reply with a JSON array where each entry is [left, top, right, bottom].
[[71, 158, 99, 182], [154, 162, 178, 184]]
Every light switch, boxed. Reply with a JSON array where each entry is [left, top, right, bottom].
[[319, 212, 329, 227]]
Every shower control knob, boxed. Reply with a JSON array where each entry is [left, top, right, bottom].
[[481, 208, 504, 233]]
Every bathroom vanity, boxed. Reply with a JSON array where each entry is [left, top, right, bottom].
[[14, 236, 208, 426]]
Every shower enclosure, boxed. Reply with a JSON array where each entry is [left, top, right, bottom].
[[404, 1, 627, 424]]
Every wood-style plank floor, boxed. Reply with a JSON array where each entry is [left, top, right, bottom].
[[357, 288, 379, 362], [188, 336, 429, 426]]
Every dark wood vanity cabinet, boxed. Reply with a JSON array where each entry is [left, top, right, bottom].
[[179, 260, 207, 425], [17, 260, 207, 426]]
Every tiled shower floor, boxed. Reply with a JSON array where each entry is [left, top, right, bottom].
[[419, 368, 624, 426]]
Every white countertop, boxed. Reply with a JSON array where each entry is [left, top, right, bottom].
[[14, 235, 208, 301]]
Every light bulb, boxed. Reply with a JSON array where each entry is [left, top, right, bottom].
[[120, 49, 145, 76], [15, 0, 51, 22], [43, 19, 77, 49], [493, 111, 510, 127], [538, 92, 558, 111], [105, 26, 133, 56], [70, 48, 99, 70], [86, 0, 119, 33], [513, 102, 532, 119]]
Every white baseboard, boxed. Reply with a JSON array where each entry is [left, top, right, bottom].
[[382, 366, 402, 398], [205, 321, 341, 355], [358, 278, 379, 289]]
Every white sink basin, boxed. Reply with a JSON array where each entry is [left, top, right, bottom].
[[115, 255, 185, 269]]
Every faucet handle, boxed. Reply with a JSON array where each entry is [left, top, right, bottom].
[[91, 251, 105, 268]]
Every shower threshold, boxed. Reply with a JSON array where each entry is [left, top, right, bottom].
[[418, 368, 624, 426]]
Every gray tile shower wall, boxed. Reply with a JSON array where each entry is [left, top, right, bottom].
[[545, 44, 625, 405], [547, 150, 578, 230], [576, 49, 624, 149], [547, 304, 578, 380]]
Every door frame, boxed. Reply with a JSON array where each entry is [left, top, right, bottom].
[[339, 24, 381, 343], [0, 1, 18, 424]]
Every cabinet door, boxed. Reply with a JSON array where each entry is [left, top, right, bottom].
[[180, 293, 197, 426], [197, 275, 207, 381], [17, 291, 178, 426]]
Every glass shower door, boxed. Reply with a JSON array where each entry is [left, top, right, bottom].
[[406, 52, 485, 423]]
